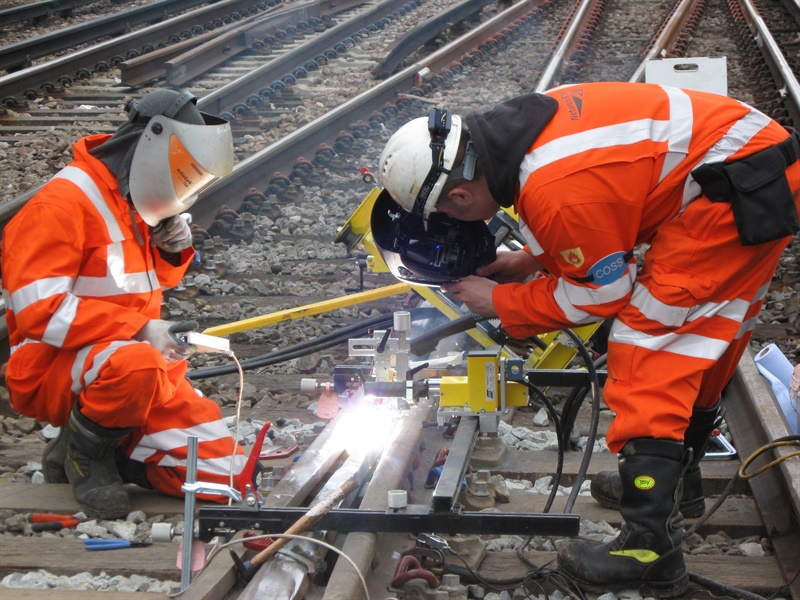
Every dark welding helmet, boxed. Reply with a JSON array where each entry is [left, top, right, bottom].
[[370, 189, 496, 286]]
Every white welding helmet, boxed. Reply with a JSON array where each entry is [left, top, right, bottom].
[[128, 91, 233, 226], [378, 108, 463, 220]]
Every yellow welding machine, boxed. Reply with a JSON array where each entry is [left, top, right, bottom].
[[439, 347, 528, 412]]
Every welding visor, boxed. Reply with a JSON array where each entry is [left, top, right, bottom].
[[129, 112, 233, 226], [371, 189, 496, 286]]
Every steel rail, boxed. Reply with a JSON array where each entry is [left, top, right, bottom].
[[195, 0, 420, 117], [0, 0, 215, 73], [535, 0, 599, 92], [0, 0, 538, 233], [119, 0, 365, 88], [737, 0, 800, 124], [193, 0, 548, 227], [0, 0, 98, 27], [0, 0, 275, 106], [723, 352, 800, 599], [164, 0, 366, 86], [239, 424, 383, 598], [628, 0, 703, 83], [118, 2, 290, 88], [370, 0, 498, 79]]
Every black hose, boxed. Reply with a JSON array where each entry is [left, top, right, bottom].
[[524, 381, 565, 514], [188, 307, 440, 379], [408, 314, 478, 356], [561, 328, 602, 514]]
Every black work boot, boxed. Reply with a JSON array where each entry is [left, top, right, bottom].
[[558, 438, 690, 597], [116, 449, 153, 490], [42, 425, 70, 483], [64, 404, 132, 519], [591, 403, 719, 518]]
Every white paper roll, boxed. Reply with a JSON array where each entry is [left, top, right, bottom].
[[754, 344, 798, 435], [754, 343, 794, 388]]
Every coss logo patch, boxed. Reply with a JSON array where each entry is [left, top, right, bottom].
[[588, 251, 629, 285]]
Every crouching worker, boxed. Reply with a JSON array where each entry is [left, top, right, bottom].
[[2, 89, 247, 519], [375, 82, 800, 596]]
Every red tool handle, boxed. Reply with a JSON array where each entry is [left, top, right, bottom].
[[31, 519, 80, 532], [29, 513, 76, 523]]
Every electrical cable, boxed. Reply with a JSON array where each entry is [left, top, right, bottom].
[[188, 307, 440, 379], [680, 434, 800, 599], [688, 572, 767, 600], [561, 328, 601, 514], [523, 381, 565, 514], [226, 350, 244, 505]]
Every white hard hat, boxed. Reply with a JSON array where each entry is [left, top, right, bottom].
[[378, 109, 463, 220], [128, 92, 233, 226]]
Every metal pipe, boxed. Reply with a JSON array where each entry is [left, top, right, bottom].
[[323, 402, 430, 600], [181, 436, 199, 592]]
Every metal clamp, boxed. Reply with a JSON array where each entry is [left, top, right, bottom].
[[417, 533, 450, 553], [182, 481, 244, 503], [704, 431, 737, 459]]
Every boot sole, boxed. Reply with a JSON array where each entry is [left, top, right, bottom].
[[559, 563, 689, 598]]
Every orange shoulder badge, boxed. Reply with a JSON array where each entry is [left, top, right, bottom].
[[560, 247, 585, 267]]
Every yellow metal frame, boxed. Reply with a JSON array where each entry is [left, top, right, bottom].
[[204, 186, 600, 374]]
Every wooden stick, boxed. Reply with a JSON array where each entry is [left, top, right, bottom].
[[251, 476, 359, 567]]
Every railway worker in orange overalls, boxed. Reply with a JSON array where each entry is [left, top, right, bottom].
[[2, 89, 247, 519], [375, 82, 800, 596]]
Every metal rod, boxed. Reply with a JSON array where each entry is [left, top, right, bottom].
[[181, 436, 199, 592], [432, 416, 478, 512], [198, 505, 580, 537]]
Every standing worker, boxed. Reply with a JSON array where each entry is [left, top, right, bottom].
[[2, 89, 247, 519], [375, 82, 800, 596]]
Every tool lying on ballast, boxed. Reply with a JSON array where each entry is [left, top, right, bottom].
[[27, 513, 82, 532], [83, 539, 152, 551]]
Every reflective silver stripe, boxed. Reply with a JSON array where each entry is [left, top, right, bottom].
[[9, 338, 41, 355], [753, 281, 770, 302], [73, 242, 158, 297], [679, 107, 773, 212], [629, 284, 690, 327], [610, 322, 730, 360], [520, 118, 671, 188], [8, 276, 73, 313], [657, 86, 694, 182], [71, 345, 93, 395], [130, 419, 245, 475], [132, 419, 237, 455], [733, 282, 770, 339], [148, 453, 248, 476], [686, 298, 749, 323], [42, 294, 79, 348], [735, 317, 758, 339], [53, 166, 125, 243], [518, 221, 544, 255], [82, 341, 138, 389], [553, 264, 636, 324]]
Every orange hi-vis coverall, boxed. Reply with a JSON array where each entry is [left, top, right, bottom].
[[2, 134, 246, 499], [485, 83, 800, 452]]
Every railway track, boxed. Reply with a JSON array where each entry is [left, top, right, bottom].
[[0, 0, 799, 598]]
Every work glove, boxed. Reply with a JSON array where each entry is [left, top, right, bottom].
[[134, 320, 198, 362], [150, 215, 193, 253]]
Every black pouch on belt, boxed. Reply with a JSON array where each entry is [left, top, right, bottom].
[[691, 130, 800, 245]]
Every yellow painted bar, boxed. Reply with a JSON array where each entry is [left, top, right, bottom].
[[202, 282, 412, 336]]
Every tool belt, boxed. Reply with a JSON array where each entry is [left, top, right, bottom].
[[691, 128, 800, 245]]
